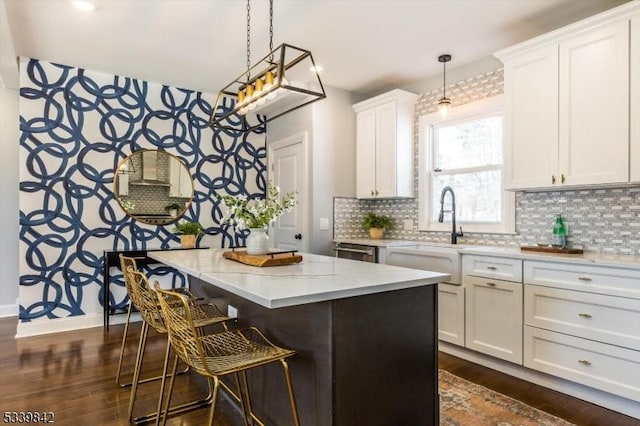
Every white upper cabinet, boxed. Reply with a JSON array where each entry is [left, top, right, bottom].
[[503, 45, 559, 189], [631, 14, 640, 183], [353, 89, 417, 199], [497, 2, 639, 190], [559, 20, 629, 186], [169, 157, 192, 198]]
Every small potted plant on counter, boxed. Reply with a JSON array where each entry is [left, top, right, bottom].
[[172, 220, 204, 248], [164, 202, 182, 218], [362, 213, 393, 240]]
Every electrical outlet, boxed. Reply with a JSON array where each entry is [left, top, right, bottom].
[[319, 217, 329, 230], [403, 219, 414, 231], [227, 305, 238, 319]]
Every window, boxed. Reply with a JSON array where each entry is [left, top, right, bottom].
[[418, 95, 514, 234]]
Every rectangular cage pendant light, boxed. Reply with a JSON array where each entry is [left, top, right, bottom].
[[209, 43, 326, 132]]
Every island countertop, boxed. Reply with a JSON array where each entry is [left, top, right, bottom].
[[148, 248, 449, 309]]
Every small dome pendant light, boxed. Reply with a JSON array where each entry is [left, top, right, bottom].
[[438, 54, 452, 119]]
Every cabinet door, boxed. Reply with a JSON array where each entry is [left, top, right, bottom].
[[503, 45, 559, 189], [374, 101, 398, 198], [438, 283, 465, 346], [465, 276, 523, 363], [169, 158, 181, 197], [356, 108, 377, 199], [631, 14, 640, 182], [179, 168, 192, 197], [559, 20, 630, 186]]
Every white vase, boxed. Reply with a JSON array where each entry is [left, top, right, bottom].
[[246, 227, 270, 255]]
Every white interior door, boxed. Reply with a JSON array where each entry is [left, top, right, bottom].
[[268, 133, 307, 252]]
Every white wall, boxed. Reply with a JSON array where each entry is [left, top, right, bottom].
[[310, 87, 356, 255], [0, 84, 20, 317], [267, 85, 356, 256]]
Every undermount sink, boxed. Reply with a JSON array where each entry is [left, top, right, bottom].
[[384, 244, 462, 285]]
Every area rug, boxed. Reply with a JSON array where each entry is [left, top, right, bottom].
[[439, 370, 576, 426]]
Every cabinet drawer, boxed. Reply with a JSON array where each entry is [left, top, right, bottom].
[[525, 285, 640, 350], [524, 261, 640, 299], [524, 326, 640, 402], [463, 255, 522, 282]]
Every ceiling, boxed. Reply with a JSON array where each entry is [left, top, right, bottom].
[[1, 0, 632, 96]]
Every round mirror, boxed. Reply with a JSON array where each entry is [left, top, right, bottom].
[[114, 150, 194, 226]]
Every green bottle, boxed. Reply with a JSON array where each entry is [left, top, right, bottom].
[[551, 214, 566, 248]]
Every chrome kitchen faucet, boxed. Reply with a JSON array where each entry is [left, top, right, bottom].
[[438, 186, 464, 244]]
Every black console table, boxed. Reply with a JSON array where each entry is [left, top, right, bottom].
[[102, 247, 208, 331]]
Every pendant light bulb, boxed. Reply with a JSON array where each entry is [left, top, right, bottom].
[[254, 78, 266, 105], [438, 54, 452, 120], [438, 97, 451, 119]]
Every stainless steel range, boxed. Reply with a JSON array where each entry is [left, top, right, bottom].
[[334, 242, 377, 263], [131, 214, 174, 225]]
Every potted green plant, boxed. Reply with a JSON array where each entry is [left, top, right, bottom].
[[172, 220, 204, 248], [362, 213, 393, 240], [164, 202, 182, 218]]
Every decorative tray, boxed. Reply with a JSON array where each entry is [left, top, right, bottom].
[[520, 246, 583, 254], [222, 249, 303, 267]]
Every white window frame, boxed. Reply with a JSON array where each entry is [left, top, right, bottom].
[[418, 95, 515, 234]]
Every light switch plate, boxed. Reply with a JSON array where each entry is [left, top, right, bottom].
[[403, 219, 413, 231], [319, 218, 329, 230]]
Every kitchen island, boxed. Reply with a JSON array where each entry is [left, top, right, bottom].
[[148, 249, 449, 426]]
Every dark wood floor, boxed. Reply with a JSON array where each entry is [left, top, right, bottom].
[[0, 316, 638, 425]]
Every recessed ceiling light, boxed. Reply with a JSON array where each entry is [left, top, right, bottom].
[[72, 0, 96, 12]]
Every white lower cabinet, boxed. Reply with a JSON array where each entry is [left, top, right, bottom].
[[523, 259, 640, 404], [464, 275, 523, 363], [438, 283, 465, 346], [524, 326, 640, 401]]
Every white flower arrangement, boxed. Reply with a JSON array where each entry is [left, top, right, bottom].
[[219, 182, 297, 230]]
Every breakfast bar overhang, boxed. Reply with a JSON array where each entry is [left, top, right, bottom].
[[149, 249, 449, 426]]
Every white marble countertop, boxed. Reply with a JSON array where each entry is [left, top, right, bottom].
[[355, 240, 640, 269], [458, 245, 640, 269], [148, 249, 450, 309]]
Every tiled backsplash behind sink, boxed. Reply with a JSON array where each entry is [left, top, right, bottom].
[[334, 187, 640, 255]]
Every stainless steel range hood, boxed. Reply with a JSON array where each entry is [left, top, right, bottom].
[[129, 150, 170, 187]]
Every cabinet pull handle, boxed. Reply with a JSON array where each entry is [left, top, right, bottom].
[[552, 175, 556, 184], [375, 190, 379, 196], [561, 174, 566, 184], [578, 276, 592, 282], [578, 313, 592, 319], [371, 190, 374, 196], [578, 359, 591, 366], [486, 266, 497, 270], [486, 282, 496, 287]]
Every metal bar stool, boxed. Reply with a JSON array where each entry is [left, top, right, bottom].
[[116, 255, 178, 387], [154, 283, 300, 426], [116, 254, 205, 387], [124, 265, 230, 424]]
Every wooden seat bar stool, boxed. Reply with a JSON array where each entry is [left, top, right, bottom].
[[122, 259, 230, 424], [154, 283, 301, 426]]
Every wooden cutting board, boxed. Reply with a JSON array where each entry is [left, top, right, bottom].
[[520, 246, 584, 254], [222, 250, 303, 267]]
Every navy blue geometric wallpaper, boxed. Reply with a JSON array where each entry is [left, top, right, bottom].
[[19, 58, 266, 322]]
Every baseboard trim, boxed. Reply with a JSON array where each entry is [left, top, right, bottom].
[[439, 341, 640, 420], [0, 303, 18, 318], [15, 312, 141, 338]]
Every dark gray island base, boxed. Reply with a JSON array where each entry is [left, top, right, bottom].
[[191, 276, 439, 426]]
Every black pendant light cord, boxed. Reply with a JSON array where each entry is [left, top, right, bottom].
[[442, 60, 446, 99], [438, 54, 452, 100], [246, 0, 251, 80]]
